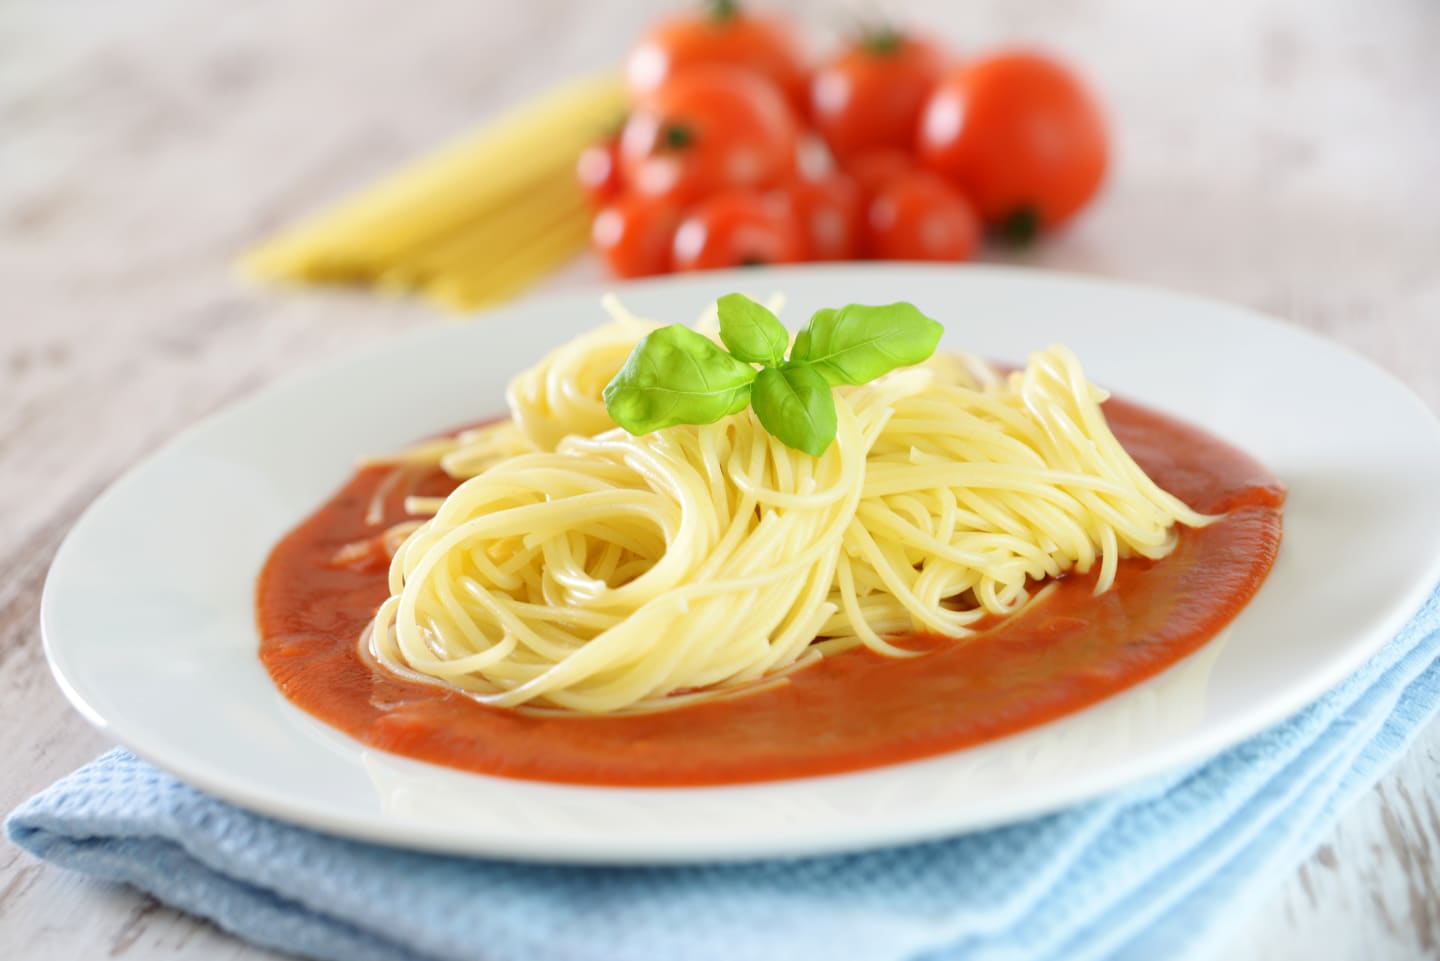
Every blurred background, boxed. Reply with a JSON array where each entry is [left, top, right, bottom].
[[4, 0, 1438, 402], [3, 0, 1439, 958]]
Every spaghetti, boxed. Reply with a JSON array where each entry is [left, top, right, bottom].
[[366, 303, 1211, 714]]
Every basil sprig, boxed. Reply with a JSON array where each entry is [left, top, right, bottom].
[[602, 294, 943, 455]]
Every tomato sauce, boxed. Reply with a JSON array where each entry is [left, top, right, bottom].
[[257, 398, 1284, 786]]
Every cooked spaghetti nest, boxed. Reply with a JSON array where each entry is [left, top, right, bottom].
[[366, 300, 1212, 714]]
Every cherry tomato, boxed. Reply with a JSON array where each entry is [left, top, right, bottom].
[[620, 65, 798, 206], [576, 138, 624, 208], [591, 195, 683, 278], [809, 30, 946, 163], [842, 148, 915, 205], [778, 173, 862, 261], [626, 1, 808, 113], [917, 51, 1108, 238], [864, 170, 980, 261], [671, 190, 804, 271]]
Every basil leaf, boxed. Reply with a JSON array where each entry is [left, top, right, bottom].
[[750, 363, 838, 457], [603, 325, 757, 434], [790, 302, 943, 386], [790, 309, 825, 361], [601, 298, 947, 456], [716, 293, 788, 366]]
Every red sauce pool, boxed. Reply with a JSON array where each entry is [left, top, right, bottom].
[[257, 397, 1284, 786]]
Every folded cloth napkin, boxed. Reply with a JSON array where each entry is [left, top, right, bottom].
[[10, 582, 1440, 961]]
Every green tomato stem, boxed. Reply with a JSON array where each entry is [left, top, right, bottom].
[[858, 25, 905, 56], [997, 205, 1043, 246], [706, 0, 740, 23], [662, 123, 694, 151]]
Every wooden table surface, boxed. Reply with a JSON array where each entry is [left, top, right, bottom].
[[4, 0, 1438, 957]]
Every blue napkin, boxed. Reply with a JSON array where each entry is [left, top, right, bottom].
[[10, 582, 1440, 961]]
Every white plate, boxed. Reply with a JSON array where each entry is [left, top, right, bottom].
[[43, 264, 1440, 863]]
